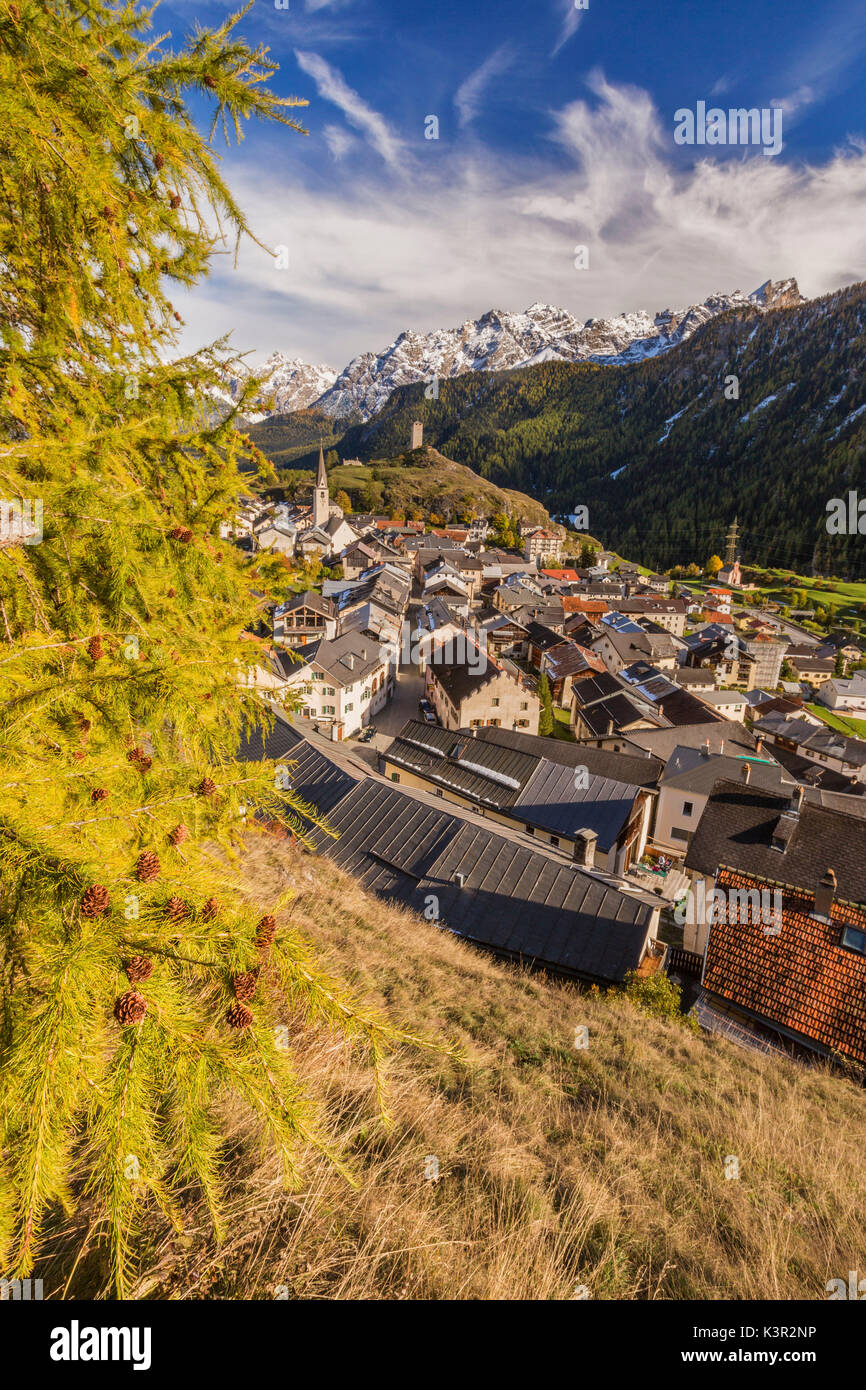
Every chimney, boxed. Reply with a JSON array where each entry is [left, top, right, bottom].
[[453, 871, 465, 888], [813, 867, 836, 921], [701, 740, 711, 758], [606, 717, 615, 737], [741, 762, 751, 784], [789, 785, 805, 817], [755, 735, 764, 755], [574, 829, 598, 870], [347, 653, 354, 671]]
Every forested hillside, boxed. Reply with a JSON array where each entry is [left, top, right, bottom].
[[255, 283, 866, 575]]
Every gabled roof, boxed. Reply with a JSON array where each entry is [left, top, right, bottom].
[[469, 724, 663, 787], [685, 779, 866, 902], [661, 746, 790, 797], [702, 866, 866, 1065]]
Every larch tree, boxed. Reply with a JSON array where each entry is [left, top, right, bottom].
[[0, 0, 421, 1296]]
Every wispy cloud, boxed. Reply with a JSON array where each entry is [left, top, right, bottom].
[[294, 49, 405, 169], [181, 75, 866, 367], [454, 44, 514, 129], [552, 0, 586, 58]]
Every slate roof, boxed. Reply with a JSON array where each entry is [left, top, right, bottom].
[[702, 867, 866, 1065], [661, 746, 791, 797], [309, 779, 655, 982], [468, 725, 663, 787], [753, 713, 866, 768], [685, 779, 866, 903], [383, 719, 642, 850]]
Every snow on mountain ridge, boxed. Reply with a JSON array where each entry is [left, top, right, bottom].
[[241, 278, 805, 423]]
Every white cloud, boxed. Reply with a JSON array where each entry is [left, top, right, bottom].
[[294, 49, 404, 169], [552, 0, 586, 58], [454, 45, 514, 128], [179, 76, 866, 369], [322, 123, 356, 159]]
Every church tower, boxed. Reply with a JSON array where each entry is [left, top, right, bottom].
[[313, 441, 329, 528]]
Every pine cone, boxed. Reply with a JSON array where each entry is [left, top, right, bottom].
[[114, 990, 147, 1025], [201, 897, 219, 922], [169, 194, 181, 209], [125, 955, 154, 983], [255, 914, 277, 952], [167, 587, 176, 597], [232, 969, 259, 1002], [226, 1002, 253, 1030], [169, 824, 189, 847], [86, 635, 103, 660], [127, 746, 153, 772], [135, 850, 160, 882], [80, 884, 110, 918], [204, 75, 217, 90], [196, 777, 217, 798], [90, 787, 109, 803], [169, 525, 193, 542], [154, 153, 164, 170], [165, 896, 188, 922]]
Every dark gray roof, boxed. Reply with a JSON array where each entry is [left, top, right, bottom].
[[312, 779, 655, 982], [467, 725, 663, 788], [236, 719, 358, 819], [622, 721, 759, 762], [384, 720, 642, 850], [661, 746, 791, 796], [685, 779, 866, 903]]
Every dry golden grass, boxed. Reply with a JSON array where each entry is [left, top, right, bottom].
[[42, 840, 866, 1300]]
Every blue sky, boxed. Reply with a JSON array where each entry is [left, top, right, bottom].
[[163, 0, 866, 367]]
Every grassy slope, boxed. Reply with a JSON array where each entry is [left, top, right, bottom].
[[805, 703, 866, 738], [44, 838, 861, 1302]]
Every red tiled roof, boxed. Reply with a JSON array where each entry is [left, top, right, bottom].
[[563, 596, 608, 615], [541, 568, 580, 581], [703, 865, 866, 1063]]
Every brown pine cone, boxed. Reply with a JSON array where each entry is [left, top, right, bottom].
[[226, 1002, 253, 1030], [90, 787, 109, 803], [165, 896, 188, 922], [169, 524, 193, 542], [127, 746, 153, 772], [169, 824, 189, 847], [201, 897, 219, 922], [125, 955, 154, 983], [204, 75, 217, 90], [86, 635, 103, 660], [80, 884, 110, 918], [255, 914, 277, 952], [135, 850, 160, 882], [232, 969, 259, 1002], [114, 990, 147, 1025], [167, 587, 176, 597], [169, 194, 181, 209], [196, 777, 217, 798], [154, 153, 164, 170]]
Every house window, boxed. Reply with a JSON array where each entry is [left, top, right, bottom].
[[841, 925, 866, 955], [516, 719, 530, 728], [470, 718, 484, 727], [345, 703, 354, 712], [325, 686, 335, 696], [491, 697, 500, 707], [550, 836, 560, 848], [525, 825, 535, 836], [670, 827, 690, 842], [682, 801, 694, 816], [520, 701, 528, 710], [313, 672, 324, 681], [390, 773, 400, 783], [323, 705, 335, 715]]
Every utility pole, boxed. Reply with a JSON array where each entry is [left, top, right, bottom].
[[724, 516, 739, 567]]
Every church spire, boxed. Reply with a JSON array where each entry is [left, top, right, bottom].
[[313, 438, 329, 529]]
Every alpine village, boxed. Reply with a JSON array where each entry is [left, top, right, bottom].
[[2, 0, 866, 1320]]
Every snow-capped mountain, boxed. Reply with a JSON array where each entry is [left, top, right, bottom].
[[226, 355, 337, 419], [235, 278, 803, 423], [310, 278, 803, 421]]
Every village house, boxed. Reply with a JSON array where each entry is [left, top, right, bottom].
[[523, 526, 561, 564], [651, 745, 791, 859], [272, 591, 337, 646], [818, 674, 866, 711], [425, 646, 540, 732], [277, 631, 390, 740]]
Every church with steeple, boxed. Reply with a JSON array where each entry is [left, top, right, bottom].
[[290, 442, 358, 560]]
